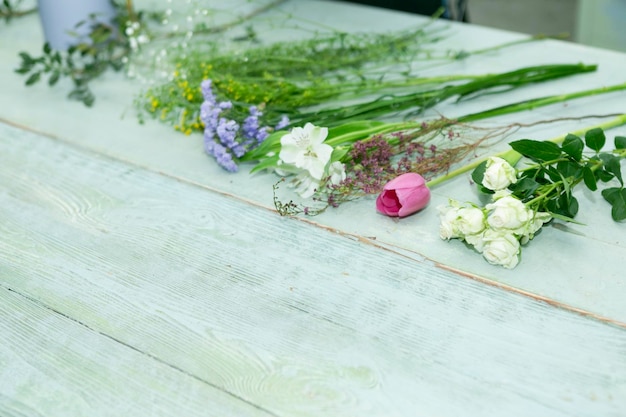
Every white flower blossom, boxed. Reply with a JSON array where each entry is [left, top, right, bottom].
[[328, 161, 346, 185], [438, 200, 485, 239], [481, 229, 520, 269], [483, 156, 518, 191], [486, 196, 530, 233], [279, 123, 332, 181]]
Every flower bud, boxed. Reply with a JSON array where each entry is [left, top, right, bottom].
[[483, 156, 517, 191], [376, 173, 430, 217]]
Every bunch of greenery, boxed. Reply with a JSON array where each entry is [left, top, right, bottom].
[[14, 1, 142, 106], [1, 0, 35, 22], [472, 126, 626, 221]]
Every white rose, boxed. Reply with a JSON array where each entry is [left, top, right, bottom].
[[486, 196, 530, 233], [483, 156, 517, 191], [520, 211, 552, 244], [465, 232, 486, 253], [481, 229, 520, 269], [438, 204, 462, 240], [456, 206, 486, 236]]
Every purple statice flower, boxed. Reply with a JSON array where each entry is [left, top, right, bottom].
[[255, 126, 269, 143], [275, 115, 290, 130], [200, 101, 222, 133], [242, 105, 262, 140], [200, 79, 216, 103], [216, 118, 246, 158], [204, 135, 238, 172]]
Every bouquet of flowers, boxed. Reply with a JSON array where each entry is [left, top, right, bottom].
[[437, 126, 626, 268]]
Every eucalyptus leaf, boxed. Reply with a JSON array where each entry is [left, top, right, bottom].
[[510, 139, 562, 162], [585, 127, 606, 152], [561, 133, 583, 161], [48, 71, 60, 86], [25, 71, 40, 85]]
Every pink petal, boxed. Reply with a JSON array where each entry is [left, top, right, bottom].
[[376, 190, 401, 216], [383, 173, 426, 191], [396, 186, 430, 217]]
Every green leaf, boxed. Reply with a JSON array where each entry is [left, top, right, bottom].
[[25, 72, 41, 86], [584, 127, 606, 152], [556, 160, 581, 179], [510, 139, 562, 162], [601, 187, 626, 221], [48, 71, 60, 86], [615, 136, 626, 150], [18, 52, 33, 64], [43, 42, 52, 55], [471, 160, 487, 186], [582, 165, 597, 191], [561, 133, 584, 161], [249, 154, 280, 174], [599, 153, 623, 185], [510, 177, 540, 199], [14, 66, 32, 74]]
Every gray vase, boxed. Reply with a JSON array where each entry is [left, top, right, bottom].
[[37, 0, 117, 51]]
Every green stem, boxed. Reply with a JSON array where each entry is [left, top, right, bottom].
[[458, 82, 626, 123], [426, 113, 626, 188]]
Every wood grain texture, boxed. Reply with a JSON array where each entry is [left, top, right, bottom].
[[1, 1, 625, 322], [0, 288, 275, 417], [2, 123, 626, 416]]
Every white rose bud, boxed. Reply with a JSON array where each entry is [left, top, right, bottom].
[[481, 229, 520, 269], [438, 204, 462, 240], [486, 196, 530, 233], [483, 156, 517, 191], [456, 206, 486, 236]]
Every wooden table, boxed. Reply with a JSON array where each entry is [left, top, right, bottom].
[[1, 1, 625, 415]]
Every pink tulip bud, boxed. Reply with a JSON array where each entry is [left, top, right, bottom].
[[376, 173, 431, 217]]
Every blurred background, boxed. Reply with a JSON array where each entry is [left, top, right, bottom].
[[342, 0, 626, 52], [470, 0, 626, 52]]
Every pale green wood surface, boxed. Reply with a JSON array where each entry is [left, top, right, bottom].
[[2, 117, 626, 416], [1, 0, 626, 415], [1, 0, 625, 322]]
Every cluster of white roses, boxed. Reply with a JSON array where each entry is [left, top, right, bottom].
[[438, 156, 551, 269], [277, 123, 346, 198]]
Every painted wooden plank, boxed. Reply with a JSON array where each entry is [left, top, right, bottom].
[[0, 288, 275, 417], [1, 1, 626, 322], [2, 119, 626, 416]]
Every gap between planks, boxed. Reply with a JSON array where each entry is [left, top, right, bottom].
[[3, 116, 625, 331]]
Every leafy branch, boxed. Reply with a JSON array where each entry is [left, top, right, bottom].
[[1, 0, 36, 23], [473, 127, 626, 221]]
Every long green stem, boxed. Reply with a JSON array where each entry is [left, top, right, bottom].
[[426, 113, 626, 188], [458, 82, 626, 123]]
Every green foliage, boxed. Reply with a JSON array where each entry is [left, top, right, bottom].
[[1, 0, 35, 22], [474, 128, 626, 222], [14, 3, 134, 106]]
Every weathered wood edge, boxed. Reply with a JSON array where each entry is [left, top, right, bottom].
[[3, 117, 624, 330]]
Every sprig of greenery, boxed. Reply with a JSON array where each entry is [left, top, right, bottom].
[[1, 0, 36, 22], [472, 126, 626, 221], [14, 10, 132, 106]]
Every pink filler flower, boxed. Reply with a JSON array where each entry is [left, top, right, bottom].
[[376, 173, 431, 217]]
